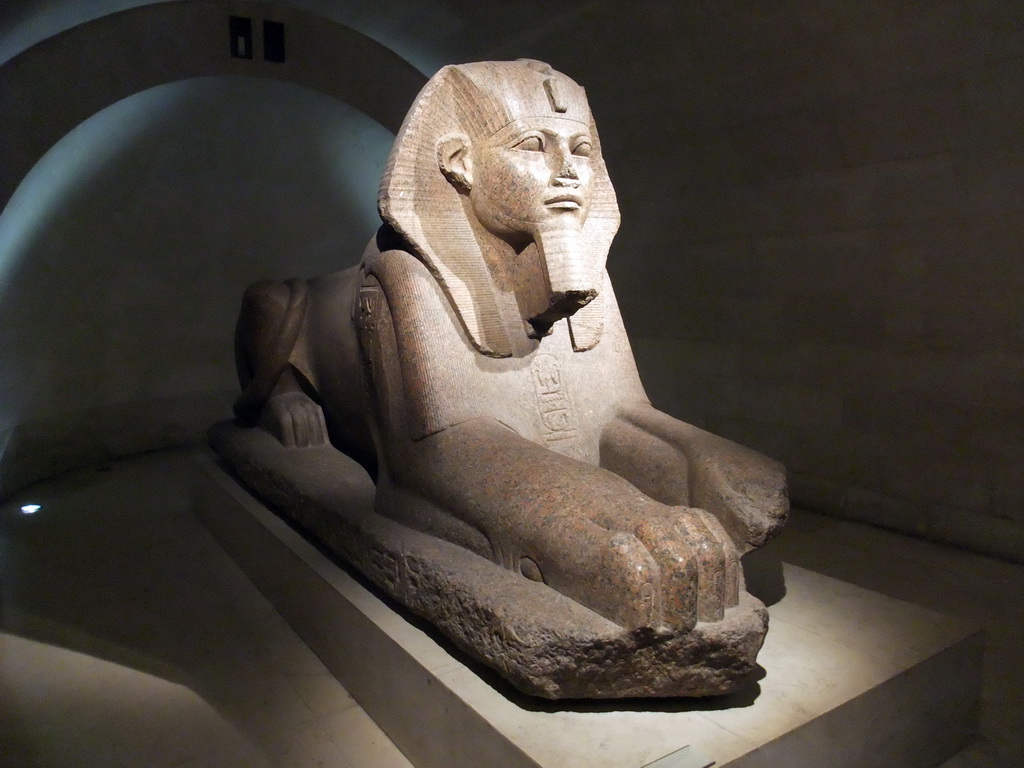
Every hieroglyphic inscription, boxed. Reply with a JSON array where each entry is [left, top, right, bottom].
[[531, 353, 578, 442]]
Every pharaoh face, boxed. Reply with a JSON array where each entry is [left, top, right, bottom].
[[459, 117, 595, 248], [398, 61, 617, 354]]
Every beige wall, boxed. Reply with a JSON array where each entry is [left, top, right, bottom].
[[585, 3, 1024, 561], [1, 1, 1021, 561]]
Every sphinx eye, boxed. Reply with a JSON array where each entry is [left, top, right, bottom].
[[512, 135, 544, 152], [572, 140, 592, 158]]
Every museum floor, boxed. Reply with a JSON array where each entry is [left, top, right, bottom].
[[0, 449, 1021, 768]]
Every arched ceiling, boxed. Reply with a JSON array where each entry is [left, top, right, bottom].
[[0, 0, 463, 72], [0, 1, 428, 215]]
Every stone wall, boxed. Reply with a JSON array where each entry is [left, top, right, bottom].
[[590, 2, 1024, 561]]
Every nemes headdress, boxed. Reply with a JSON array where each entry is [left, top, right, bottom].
[[378, 60, 620, 357]]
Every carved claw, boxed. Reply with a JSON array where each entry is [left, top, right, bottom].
[[259, 391, 329, 448], [593, 507, 739, 631], [631, 516, 699, 630], [510, 503, 740, 633], [524, 522, 663, 631]]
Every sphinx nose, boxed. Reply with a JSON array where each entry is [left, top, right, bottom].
[[553, 158, 580, 187], [551, 143, 580, 185]]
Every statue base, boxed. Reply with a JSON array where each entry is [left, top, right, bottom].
[[193, 450, 982, 768], [207, 421, 768, 699]]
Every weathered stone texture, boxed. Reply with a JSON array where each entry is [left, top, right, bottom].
[[210, 422, 769, 699], [214, 60, 788, 697]]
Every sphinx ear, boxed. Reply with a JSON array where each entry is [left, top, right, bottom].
[[437, 133, 473, 192]]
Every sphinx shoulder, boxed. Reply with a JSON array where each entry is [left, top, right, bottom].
[[360, 244, 464, 332]]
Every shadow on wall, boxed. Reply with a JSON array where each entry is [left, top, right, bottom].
[[0, 76, 394, 500]]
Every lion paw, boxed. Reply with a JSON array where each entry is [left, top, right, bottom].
[[259, 392, 329, 448], [513, 506, 740, 632]]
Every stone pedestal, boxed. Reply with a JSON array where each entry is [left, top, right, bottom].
[[192, 453, 982, 768]]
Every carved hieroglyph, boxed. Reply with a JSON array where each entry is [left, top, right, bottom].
[[211, 60, 788, 698]]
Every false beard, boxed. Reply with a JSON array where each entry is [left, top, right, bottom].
[[525, 217, 598, 339]]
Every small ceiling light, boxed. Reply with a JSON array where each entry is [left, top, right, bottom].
[[20, 504, 41, 514]]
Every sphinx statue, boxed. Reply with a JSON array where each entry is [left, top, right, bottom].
[[210, 60, 788, 699]]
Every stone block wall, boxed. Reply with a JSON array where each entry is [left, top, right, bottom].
[[596, 2, 1024, 561]]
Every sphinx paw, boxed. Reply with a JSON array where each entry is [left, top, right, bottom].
[[632, 508, 740, 627], [576, 506, 740, 631], [259, 391, 329, 448], [506, 504, 745, 632]]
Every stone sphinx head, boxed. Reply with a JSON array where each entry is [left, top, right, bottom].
[[379, 60, 620, 357]]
